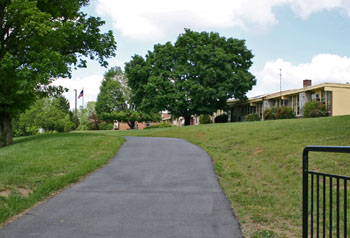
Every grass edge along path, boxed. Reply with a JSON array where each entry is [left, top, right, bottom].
[[0, 132, 125, 227], [119, 115, 350, 238]]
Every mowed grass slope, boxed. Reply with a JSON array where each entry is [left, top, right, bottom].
[[0, 132, 124, 225], [120, 116, 350, 237]]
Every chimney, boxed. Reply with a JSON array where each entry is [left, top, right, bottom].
[[303, 79, 312, 87]]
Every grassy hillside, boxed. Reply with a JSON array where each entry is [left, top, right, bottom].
[[0, 132, 124, 225], [120, 116, 350, 237], [1, 116, 349, 237]]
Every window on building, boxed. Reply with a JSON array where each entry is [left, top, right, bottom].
[[327, 91, 332, 112], [316, 94, 320, 102], [297, 96, 300, 115], [292, 95, 297, 114], [321, 91, 325, 104]]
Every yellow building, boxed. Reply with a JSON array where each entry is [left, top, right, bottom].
[[227, 80, 350, 121]]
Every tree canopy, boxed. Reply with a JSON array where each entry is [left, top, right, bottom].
[[125, 29, 255, 125], [13, 96, 75, 136], [0, 0, 116, 146], [96, 67, 128, 118], [96, 67, 160, 129]]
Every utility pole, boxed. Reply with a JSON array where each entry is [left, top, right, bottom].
[[279, 68, 282, 106], [74, 89, 78, 129], [82, 88, 84, 109]]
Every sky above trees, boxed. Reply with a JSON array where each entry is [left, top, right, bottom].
[[53, 0, 350, 109]]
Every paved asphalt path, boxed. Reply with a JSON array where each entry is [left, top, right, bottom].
[[0, 136, 242, 238]]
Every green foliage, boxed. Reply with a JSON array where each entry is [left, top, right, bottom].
[[275, 106, 295, 119], [64, 119, 75, 132], [0, 0, 116, 146], [96, 67, 128, 119], [144, 122, 172, 129], [86, 102, 99, 130], [77, 124, 88, 131], [101, 110, 161, 129], [263, 107, 278, 120], [97, 67, 161, 129], [98, 122, 113, 130], [76, 102, 100, 130], [215, 114, 228, 123], [77, 107, 89, 128], [264, 107, 295, 120], [159, 122, 172, 128], [199, 115, 211, 124], [13, 97, 74, 136], [125, 29, 255, 125], [245, 113, 260, 121], [304, 101, 328, 118]]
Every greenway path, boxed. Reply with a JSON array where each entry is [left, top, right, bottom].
[[0, 137, 242, 238]]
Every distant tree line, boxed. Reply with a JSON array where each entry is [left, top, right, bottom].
[[4, 28, 258, 142], [12, 96, 75, 137]]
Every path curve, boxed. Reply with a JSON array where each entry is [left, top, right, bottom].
[[0, 136, 243, 238]]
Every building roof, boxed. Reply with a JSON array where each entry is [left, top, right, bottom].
[[228, 83, 350, 105]]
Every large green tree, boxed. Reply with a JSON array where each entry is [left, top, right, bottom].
[[125, 29, 255, 125], [96, 67, 160, 129], [96, 67, 128, 117], [0, 0, 116, 146]]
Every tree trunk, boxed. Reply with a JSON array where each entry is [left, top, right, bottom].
[[184, 115, 191, 126], [128, 121, 135, 129], [0, 113, 13, 147]]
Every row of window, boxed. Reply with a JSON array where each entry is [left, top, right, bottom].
[[230, 90, 332, 120]]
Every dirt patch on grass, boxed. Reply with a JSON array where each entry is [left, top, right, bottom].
[[0, 187, 32, 198], [0, 190, 11, 198], [90, 151, 104, 159], [55, 172, 66, 176], [17, 188, 32, 197], [252, 147, 264, 155]]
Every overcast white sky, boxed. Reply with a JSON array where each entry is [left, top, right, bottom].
[[53, 0, 350, 108]]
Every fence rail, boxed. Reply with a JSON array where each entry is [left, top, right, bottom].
[[303, 146, 350, 238]]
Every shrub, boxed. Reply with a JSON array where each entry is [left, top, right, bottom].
[[199, 115, 211, 124], [144, 122, 172, 130], [304, 101, 328, 118], [13, 129, 23, 137], [98, 122, 113, 130], [77, 124, 88, 131], [263, 107, 277, 120], [25, 126, 39, 136], [215, 114, 228, 123], [245, 113, 260, 121], [54, 119, 66, 132], [64, 121, 75, 132], [106, 123, 114, 130], [87, 121, 99, 130], [159, 122, 171, 128], [275, 106, 295, 119], [144, 125, 158, 129]]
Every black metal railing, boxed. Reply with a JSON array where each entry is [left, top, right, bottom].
[[303, 146, 350, 238]]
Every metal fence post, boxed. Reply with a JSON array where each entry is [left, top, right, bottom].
[[303, 148, 309, 238]]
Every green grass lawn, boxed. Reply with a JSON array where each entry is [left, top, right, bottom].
[[0, 131, 124, 225], [1, 116, 349, 237], [119, 115, 350, 237]]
